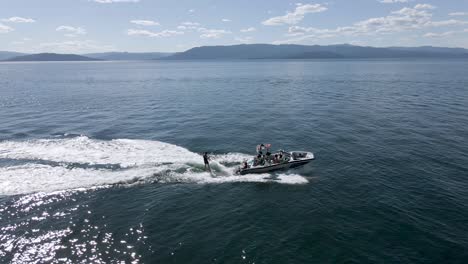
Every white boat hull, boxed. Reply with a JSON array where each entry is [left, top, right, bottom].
[[237, 151, 315, 175]]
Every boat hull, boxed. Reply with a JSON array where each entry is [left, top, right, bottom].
[[238, 158, 314, 175]]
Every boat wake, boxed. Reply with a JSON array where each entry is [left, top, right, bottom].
[[0, 136, 309, 195]]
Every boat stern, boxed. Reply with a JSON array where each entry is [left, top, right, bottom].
[[290, 151, 315, 160]]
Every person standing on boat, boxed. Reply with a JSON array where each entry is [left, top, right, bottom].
[[256, 144, 265, 154], [203, 152, 211, 172]]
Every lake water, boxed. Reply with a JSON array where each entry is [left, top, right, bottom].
[[1, 60, 467, 263]]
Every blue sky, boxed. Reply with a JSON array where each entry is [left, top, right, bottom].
[[1, 0, 467, 53]]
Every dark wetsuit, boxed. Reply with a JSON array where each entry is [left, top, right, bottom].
[[203, 153, 211, 172]]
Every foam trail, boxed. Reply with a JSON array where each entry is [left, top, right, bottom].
[[0, 164, 166, 196], [171, 172, 309, 185], [276, 173, 309, 184], [0, 136, 202, 167], [0, 136, 309, 195]]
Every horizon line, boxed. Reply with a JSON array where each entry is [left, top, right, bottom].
[[2, 43, 468, 55]]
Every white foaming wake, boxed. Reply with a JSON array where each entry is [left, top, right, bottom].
[[0, 164, 164, 196], [210, 152, 252, 164], [0, 136, 200, 167], [0, 136, 308, 195], [171, 172, 309, 185]]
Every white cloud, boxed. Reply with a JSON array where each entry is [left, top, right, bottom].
[[429, 19, 468, 27], [198, 28, 231, 39], [11, 41, 25, 45], [288, 7, 431, 37], [130, 20, 159, 26], [0, 23, 13, 33], [272, 33, 333, 44], [449, 12, 468, 16], [287, 26, 327, 36], [176, 23, 232, 39], [92, 0, 139, 3], [276, 4, 468, 44], [188, 9, 195, 13], [10, 37, 32, 45], [2, 17, 35, 23], [182, 21, 200, 26], [345, 5, 463, 33], [414, 4, 435, 10], [424, 31, 455, 38], [155, 30, 184, 37], [56, 26, 87, 36], [38, 40, 115, 53], [127, 29, 184, 37], [222, 19, 231, 22], [235, 36, 253, 43], [178, 21, 201, 30], [11, 37, 31, 45], [240, 27, 256, 33], [10, 37, 33, 45], [379, 0, 408, 3], [127, 29, 155, 37], [262, 3, 327, 26]]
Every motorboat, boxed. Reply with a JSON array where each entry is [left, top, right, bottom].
[[236, 144, 315, 175]]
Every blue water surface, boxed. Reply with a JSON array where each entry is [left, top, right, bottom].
[[0, 60, 467, 263]]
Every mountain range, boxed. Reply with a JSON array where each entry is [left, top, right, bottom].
[[85, 52, 173, 60], [4, 53, 100, 62], [163, 44, 468, 60], [0, 51, 27, 60], [1, 44, 468, 61]]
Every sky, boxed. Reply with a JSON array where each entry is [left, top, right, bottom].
[[0, 0, 468, 53]]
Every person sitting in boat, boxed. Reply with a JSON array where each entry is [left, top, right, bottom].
[[259, 154, 266, 166], [242, 160, 249, 169], [253, 154, 261, 166], [266, 152, 273, 164], [273, 154, 279, 164]]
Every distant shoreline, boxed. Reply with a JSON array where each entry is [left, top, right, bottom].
[[1, 57, 467, 63], [2, 44, 468, 62]]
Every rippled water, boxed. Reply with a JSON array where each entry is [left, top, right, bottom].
[[1, 60, 468, 263]]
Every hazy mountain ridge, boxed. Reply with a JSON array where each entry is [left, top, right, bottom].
[[163, 44, 468, 60], [84, 52, 173, 60], [0, 51, 28, 60], [5, 53, 100, 62], [2, 45, 468, 61]]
